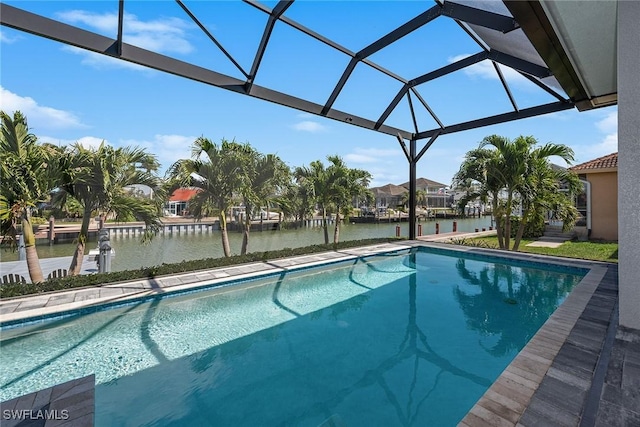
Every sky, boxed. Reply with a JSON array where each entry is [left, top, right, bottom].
[[0, 0, 617, 188]]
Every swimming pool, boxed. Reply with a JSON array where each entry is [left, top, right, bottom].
[[0, 247, 585, 426]]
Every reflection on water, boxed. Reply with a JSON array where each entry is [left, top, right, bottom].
[[0, 218, 491, 270], [453, 257, 581, 356]]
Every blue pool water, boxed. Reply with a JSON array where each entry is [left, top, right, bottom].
[[0, 248, 585, 426]]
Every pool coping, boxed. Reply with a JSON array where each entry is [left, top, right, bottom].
[[0, 241, 623, 426], [0, 241, 420, 327]]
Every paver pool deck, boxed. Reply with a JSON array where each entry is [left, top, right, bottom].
[[0, 240, 637, 426]]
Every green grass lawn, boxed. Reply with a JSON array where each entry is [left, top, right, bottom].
[[452, 236, 618, 263]]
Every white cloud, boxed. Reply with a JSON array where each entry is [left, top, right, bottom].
[[578, 110, 618, 160], [61, 46, 148, 71], [344, 147, 401, 164], [39, 134, 195, 172], [121, 134, 197, 173], [341, 148, 404, 187], [595, 111, 617, 134], [291, 121, 327, 132], [584, 132, 618, 159], [56, 10, 118, 33], [0, 30, 21, 44], [56, 10, 194, 68], [38, 135, 107, 149], [76, 136, 106, 149], [448, 54, 530, 86], [366, 167, 405, 188], [344, 153, 377, 163], [0, 86, 86, 130]]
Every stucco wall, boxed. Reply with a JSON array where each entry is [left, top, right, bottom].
[[618, 0, 640, 330], [587, 172, 618, 241]]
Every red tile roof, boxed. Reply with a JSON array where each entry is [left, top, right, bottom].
[[569, 152, 618, 172], [169, 188, 201, 202]]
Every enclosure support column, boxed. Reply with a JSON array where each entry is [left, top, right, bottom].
[[409, 139, 417, 240], [397, 132, 441, 241]]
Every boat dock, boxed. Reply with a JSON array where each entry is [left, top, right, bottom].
[[29, 219, 220, 244]]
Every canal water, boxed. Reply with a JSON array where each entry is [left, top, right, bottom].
[[0, 218, 491, 272]]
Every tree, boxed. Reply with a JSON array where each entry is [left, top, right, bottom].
[[0, 111, 57, 283], [53, 142, 164, 275], [416, 189, 427, 207], [167, 137, 245, 257], [453, 135, 579, 251], [512, 146, 581, 250], [295, 156, 371, 245], [400, 188, 427, 209], [399, 190, 411, 210], [326, 156, 372, 244], [453, 146, 503, 242], [238, 148, 289, 255], [273, 176, 315, 227], [294, 160, 333, 245]]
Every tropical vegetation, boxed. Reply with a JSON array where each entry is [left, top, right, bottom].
[[236, 148, 289, 255], [0, 111, 58, 283], [52, 142, 165, 275], [294, 155, 371, 245], [167, 137, 247, 258], [2, 112, 602, 285], [452, 135, 580, 251]]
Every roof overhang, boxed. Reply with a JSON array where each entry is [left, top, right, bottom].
[[505, 1, 617, 111]]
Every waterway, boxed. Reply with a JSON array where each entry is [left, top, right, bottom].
[[0, 218, 491, 272]]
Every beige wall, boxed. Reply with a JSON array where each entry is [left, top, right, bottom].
[[588, 171, 618, 241]]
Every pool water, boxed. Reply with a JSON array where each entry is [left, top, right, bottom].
[[0, 248, 584, 426]]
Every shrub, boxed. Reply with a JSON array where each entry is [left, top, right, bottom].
[[509, 215, 545, 239], [30, 217, 48, 225], [449, 237, 498, 249]]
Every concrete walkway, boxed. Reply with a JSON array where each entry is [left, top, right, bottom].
[[526, 225, 575, 249]]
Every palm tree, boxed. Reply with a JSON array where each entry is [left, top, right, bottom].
[[416, 189, 427, 207], [401, 188, 427, 210], [53, 142, 164, 275], [273, 177, 315, 227], [453, 146, 502, 241], [327, 156, 372, 244], [295, 156, 371, 245], [167, 137, 245, 257], [512, 145, 581, 250], [295, 160, 333, 244], [399, 190, 411, 210], [453, 135, 578, 251], [0, 111, 56, 283], [238, 148, 290, 255]]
